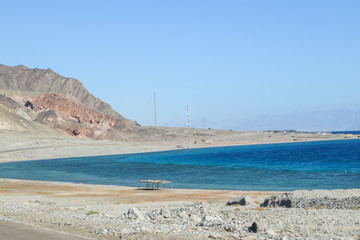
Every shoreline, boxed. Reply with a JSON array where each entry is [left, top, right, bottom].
[[0, 138, 358, 192], [1, 133, 359, 164], [1, 130, 359, 239]]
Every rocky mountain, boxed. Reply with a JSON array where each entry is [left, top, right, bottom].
[[0, 64, 138, 140], [0, 94, 63, 135], [0, 64, 121, 118]]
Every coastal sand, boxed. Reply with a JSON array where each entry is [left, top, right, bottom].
[[0, 129, 359, 239], [1, 128, 358, 163]]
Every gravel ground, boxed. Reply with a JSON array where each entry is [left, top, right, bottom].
[[0, 130, 359, 239], [0, 189, 359, 240]]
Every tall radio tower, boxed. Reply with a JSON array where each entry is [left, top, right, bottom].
[[186, 105, 190, 128], [154, 92, 157, 127]]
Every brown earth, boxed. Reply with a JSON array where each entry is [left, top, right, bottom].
[[0, 178, 280, 204], [30, 93, 137, 139]]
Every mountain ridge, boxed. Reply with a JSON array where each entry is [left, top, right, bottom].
[[0, 64, 122, 119], [0, 64, 137, 140], [235, 109, 360, 132]]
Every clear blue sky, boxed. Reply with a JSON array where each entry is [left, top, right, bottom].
[[1, 0, 359, 130]]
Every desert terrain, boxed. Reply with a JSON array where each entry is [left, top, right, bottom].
[[1, 64, 359, 239], [0, 129, 359, 240]]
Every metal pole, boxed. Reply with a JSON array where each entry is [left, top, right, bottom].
[[187, 105, 190, 128], [154, 92, 157, 127]]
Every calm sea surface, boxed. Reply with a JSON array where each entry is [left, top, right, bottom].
[[0, 140, 359, 191]]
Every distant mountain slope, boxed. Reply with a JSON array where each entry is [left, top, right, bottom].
[[236, 109, 360, 131], [0, 64, 121, 118]]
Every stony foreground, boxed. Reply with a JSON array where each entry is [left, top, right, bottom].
[[0, 187, 359, 240]]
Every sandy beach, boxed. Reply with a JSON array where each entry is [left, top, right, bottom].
[[0, 178, 359, 240], [0, 129, 359, 239], [1, 128, 358, 163]]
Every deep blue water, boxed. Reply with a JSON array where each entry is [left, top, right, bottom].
[[0, 140, 359, 191], [331, 130, 360, 135]]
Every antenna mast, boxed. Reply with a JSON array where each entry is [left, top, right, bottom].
[[186, 105, 190, 128], [154, 92, 157, 127]]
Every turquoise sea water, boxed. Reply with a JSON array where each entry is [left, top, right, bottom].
[[0, 140, 359, 190]]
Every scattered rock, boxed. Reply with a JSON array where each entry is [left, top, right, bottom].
[[225, 212, 235, 219], [202, 216, 223, 222], [178, 211, 188, 219], [160, 208, 171, 218], [148, 212, 157, 220], [248, 222, 257, 233], [127, 207, 145, 221], [97, 229, 108, 235], [208, 233, 220, 239], [224, 225, 235, 232], [120, 228, 131, 235], [140, 226, 151, 233], [1, 188, 359, 240], [266, 229, 277, 237], [189, 214, 202, 222], [261, 191, 360, 209], [200, 216, 224, 227], [227, 196, 253, 206], [261, 194, 293, 208]]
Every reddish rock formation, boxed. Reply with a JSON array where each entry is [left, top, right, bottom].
[[29, 93, 137, 140], [0, 64, 138, 140]]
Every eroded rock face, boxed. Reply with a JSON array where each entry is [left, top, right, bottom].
[[0, 64, 140, 140], [29, 93, 137, 140]]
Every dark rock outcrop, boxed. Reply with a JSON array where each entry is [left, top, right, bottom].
[[226, 196, 252, 206], [248, 222, 258, 233], [261, 192, 360, 209], [24, 100, 34, 110], [260, 193, 293, 208]]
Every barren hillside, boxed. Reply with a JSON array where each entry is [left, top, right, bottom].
[[1, 64, 358, 144], [0, 64, 137, 140], [0, 64, 123, 118]]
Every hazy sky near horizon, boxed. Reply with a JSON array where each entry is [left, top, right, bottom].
[[1, 1, 359, 130]]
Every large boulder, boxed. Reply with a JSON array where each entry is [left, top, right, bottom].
[[261, 193, 293, 208], [127, 207, 145, 221], [226, 196, 253, 206]]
